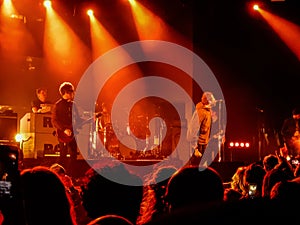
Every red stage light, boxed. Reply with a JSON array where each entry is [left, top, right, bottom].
[[253, 4, 259, 11]]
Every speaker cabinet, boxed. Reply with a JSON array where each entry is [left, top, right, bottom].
[[19, 113, 54, 133], [20, 113, 58, 158], [21, 132, 59, 158]]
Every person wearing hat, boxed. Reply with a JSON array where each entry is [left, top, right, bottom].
[[281, 106, 300, 159], [51, 82, 84, 175], [186, 91, 216, 166]]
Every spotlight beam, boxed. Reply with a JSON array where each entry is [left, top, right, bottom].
[[258, 8, 300, 61]]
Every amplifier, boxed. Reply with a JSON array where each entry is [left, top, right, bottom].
[[19, 113, 58, 159], [20, 112, 54, 134], [21, 132, 59, 158]]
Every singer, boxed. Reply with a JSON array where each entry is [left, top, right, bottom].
[[186, 91, 216, 166]]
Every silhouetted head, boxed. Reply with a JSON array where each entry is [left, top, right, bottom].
[[20, 166, 76, 225], [263, 154, 279, 172], [270, 180, 300, 202], [243, 162, 266, 199], [49, 163, 66, 176], [82, 164, 143, 224], [164, 166, 224, 211], [87, 214, 134, 225]]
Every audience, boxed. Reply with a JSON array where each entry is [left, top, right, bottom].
[[222, 165, 248, 202], [81, 163, 143, 224], [143, 161, 299, 225], [293, 161, 300, 177], [269, 179, 300, 220], [87, 214, 134, 225], [262, 154, 279, 172], [136, 165, 178, 225], [20, 166, 77, 225], [49, 163, 90, 225], [270, 180, 300, 202], [262, 155, 294, 198], [1, 158, 298, 225], [223, 187, 243, 202], [241, 162, 266, 199], [164, 165, 224, 212], [230, 166, 247, 196], [6, 140, 300, 225]]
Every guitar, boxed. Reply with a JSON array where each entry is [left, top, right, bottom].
[[54, 113, 101, 143]]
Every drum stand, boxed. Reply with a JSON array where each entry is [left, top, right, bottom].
[[88, 118, 111, 159]]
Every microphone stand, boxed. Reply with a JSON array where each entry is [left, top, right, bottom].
[[217, 100, 224, 162]]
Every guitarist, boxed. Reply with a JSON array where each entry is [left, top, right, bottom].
[[281, 106, 300, 159], [51, 82, 84, 175]]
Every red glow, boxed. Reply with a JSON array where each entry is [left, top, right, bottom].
[[1, 0, 16, 16], [43, 4, 91, 77], [0, 0, 36, 59], [228, 141, 251, 148], [88, 11, 145, 107], [128, 0, 191, 49], [258, 8, 300, 61], [88, 10, 118, 59]]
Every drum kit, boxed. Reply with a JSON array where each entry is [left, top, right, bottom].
[[88, 112, 165, 160]]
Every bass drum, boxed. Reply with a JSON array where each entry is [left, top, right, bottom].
[[119, 135, 137, 159]]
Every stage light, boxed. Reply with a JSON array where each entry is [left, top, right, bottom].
[[253, 4, 259, 11], [43, 0, 52, 9], [87, 9, 93, 16], [228, 140, 251, 149], [1, 0, 14, 16], [15, 133, 23, 142], [128, 0, 137, 7]]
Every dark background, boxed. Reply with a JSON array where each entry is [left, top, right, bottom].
[[0, 0, 299, 151]]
